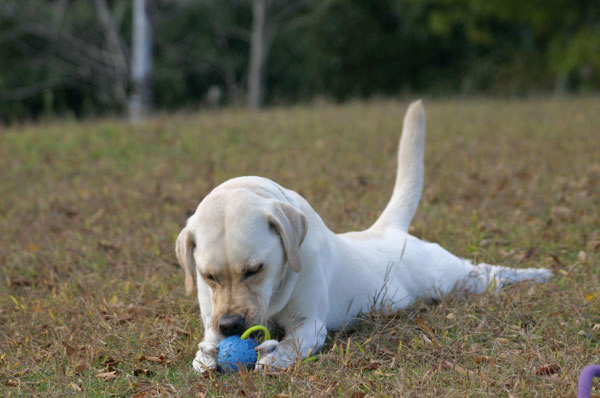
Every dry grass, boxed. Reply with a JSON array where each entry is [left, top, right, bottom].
[[1, 98, 599, 397]]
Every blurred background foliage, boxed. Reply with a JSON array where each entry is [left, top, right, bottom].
[[0, 0, 598, 122]]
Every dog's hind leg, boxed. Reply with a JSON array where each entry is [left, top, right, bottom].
[[370, 100, 426, 233], [458, 260, 553, 295], [402, 241, 552, 301]]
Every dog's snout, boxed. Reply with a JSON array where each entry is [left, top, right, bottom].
[[218, 314, 246, 336]]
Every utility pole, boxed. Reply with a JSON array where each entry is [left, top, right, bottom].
[[129, 0, 152, 122]]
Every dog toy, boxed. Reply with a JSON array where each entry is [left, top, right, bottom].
[[216, 325, 270, 373], [578, 364, 600, 398]]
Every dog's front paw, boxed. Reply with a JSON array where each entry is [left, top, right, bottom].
[[256, 340, 295, 370], [192, 341, 218, 373]]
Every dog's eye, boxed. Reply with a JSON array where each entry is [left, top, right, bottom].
[[204, 273, 217, 283], [243, 263, 263, 280]]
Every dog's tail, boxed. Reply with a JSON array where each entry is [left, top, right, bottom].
[[370, 100, 425, 232]]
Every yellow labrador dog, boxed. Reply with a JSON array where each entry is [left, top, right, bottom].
[[176, 101, 551, 372]]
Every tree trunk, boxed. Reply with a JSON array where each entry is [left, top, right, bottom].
[[248, 0, 269, 110], [129, 0, 152, 122]]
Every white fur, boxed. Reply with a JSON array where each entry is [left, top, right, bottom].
[[177, 100, 552, 372]]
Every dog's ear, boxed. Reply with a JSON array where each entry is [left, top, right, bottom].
[[267, 201, 307, 273], [175, 228, 196, 296]]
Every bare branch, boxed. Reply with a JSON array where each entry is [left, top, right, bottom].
[[93, 0, 129, 71], [271, 0, 330, 33], [16, 22, 121, 71], [270, 0, 314, 27], [94, 0, 130, 106]]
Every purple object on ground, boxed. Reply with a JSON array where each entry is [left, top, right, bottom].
[[578, 364, 600, 398]]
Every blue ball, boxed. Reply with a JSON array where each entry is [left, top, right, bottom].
[[216, 336, 259, 373]]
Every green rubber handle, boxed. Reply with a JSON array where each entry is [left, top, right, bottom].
[[240, 325, 271, 341]]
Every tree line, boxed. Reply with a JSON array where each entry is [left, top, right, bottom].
[[0, 0, 598, 122]]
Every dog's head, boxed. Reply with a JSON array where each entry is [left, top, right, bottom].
[[175, 188, 306, 337]]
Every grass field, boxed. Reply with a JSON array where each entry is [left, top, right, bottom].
[[1, 98, 599, 397]]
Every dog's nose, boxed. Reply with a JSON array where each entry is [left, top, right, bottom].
[[218, 314, 246, 336]]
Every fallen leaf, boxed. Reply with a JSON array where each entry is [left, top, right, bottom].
[[141, 355, 171, 365], [171, 326, 189, 335], [325, 381, 339, 393], [88, 209, 105, 223], [96, 370, 118, 381], [132, 392, 153, 398], [8, 277, 33, 287], [474, 356, 491, 364], [115, 314, 135, 324], [70, 382, 82, 392], [133, 368, 155, 377], [421, 334, 432, 346], [441, 359, 473, 375], [63, 341, 77, 357], [98, 240, 120, 251], [585, 292, 598, 302], [578, 251, 587, 263], [64, 206, 79, 217], [143, 355, 164, 363], [5, 379, 19, 387], [416, 318, 435, 335], [550, 206, 573, 220], [549, 254, 564, 266], [522, 247, 538, 260], [74, 363, 89, 374], [26, 243, 40, 252], [536, 364, 560, 376], [446, 313, 456, 320], [102, 357, 120, 368], [362, 359, 382, 371], [379, 347, 395, 357], [416, 318, 438, 346]]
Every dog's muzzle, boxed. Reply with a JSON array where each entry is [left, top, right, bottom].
[[218, 314, 246, 336]]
